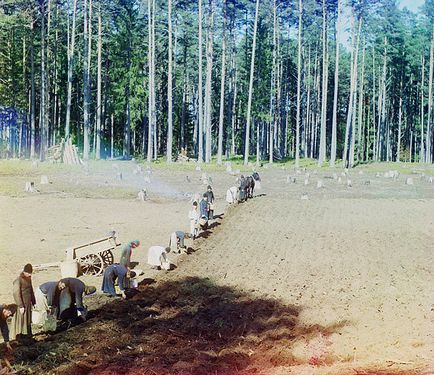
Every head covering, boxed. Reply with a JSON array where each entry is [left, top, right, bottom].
[[3, 304, 17, 316], [130, 240, 140, 248], [84, 286, 97, 295], [207, 185, 212, 190], [23, 263, 33, 274], [203, 193, 207, 198]]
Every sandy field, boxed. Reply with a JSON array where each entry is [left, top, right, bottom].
[[0, 160, 433, 374]]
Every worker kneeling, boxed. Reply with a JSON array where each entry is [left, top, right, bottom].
[[147, 246, 171, 270]]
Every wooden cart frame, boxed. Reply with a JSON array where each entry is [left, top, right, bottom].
[[65, 234, 121, 276]]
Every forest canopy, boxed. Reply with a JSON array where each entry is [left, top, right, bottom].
[[0, 0, 433, 166]]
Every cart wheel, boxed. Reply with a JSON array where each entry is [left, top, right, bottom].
[[100, 250, 114, 266], [79, 254, 104, 276]]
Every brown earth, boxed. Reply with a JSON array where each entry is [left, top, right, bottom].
[[0, 160, 433, 375]]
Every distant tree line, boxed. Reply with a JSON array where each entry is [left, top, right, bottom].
[[0, 0, 433, 166]]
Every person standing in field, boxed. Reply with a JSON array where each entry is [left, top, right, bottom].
[[199, 194, 209, 230], [119, 240, 140, 269], [188, 201, 200, 239], [204, 185, 215, 219], [0, 304, 17, 351], [11, 264, 35, 341]]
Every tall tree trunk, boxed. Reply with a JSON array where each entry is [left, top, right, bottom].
[[39, 1, 47, 161], [330, 0, 340, 167], [152, 0, 157, 159], [397, 81, 403, 162], [372, 47, 376, 161], [318, 0, 328, 166], [65, 0, 77, 138], [204, 0, 214, 163], [83, 0, 91, 160], [111, 113, 114, 159], [256, 121, 260, 164], [147, 0, 153, 162], [343, 18, 361, 167], [243, 0, 260, 165], [198, 0, 204, 162], [269, 0, 277, 164], [96, 4, 102, 159], [46, 0, 52, 150], [420, 55, 425, 162], [167, 0, 173, 163], [295, 0, 302, 167], [181, 41, 188, 151], [379, 37, 387, 161], [217, 0, 227, 164], [426, 26, 434, 163], [231, 66, 237, 156], [357, 39, 365, 162], [30, 17, 36, 159]]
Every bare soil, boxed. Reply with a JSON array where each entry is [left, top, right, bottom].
[[0, 160, 433, 375]]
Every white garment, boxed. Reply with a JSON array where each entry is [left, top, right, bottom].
[[226, 186, 238, 204], [188, 208, 200, 237], [33, 287, 49, 325], [147, 246, 168, 267], [169, 232, 178, 252]]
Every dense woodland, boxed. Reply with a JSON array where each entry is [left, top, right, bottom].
[[0, 0, 433, 166]]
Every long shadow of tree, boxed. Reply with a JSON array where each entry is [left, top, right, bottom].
[[12, 276, 349, 375]]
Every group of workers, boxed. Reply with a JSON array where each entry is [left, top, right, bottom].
[[0, 180, 240, 354], [0, 264, 96, 351]]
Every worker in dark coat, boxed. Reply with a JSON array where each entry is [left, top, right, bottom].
[[102, 264, 135, 298], [0, 304, 17, 351], [203, 185, 215, 219], [11, 264, 35, 340], [199, 194, 209, 230], [58, 278, 96, 321], [119, 240, 140, 269], [38, 281, 63, 307], [239, 175, 247, 202]]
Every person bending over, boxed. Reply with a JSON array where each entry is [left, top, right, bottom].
[[119, 240, 140, 269], [0, 304, 17, 351], [102, 264, 135, 298]]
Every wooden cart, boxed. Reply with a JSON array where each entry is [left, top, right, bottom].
[[65, 234, 121, 276]]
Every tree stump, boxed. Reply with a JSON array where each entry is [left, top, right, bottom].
[[40, 175, 49, 184], [25, 181, 36, 193], [138, 189, 147, 202]]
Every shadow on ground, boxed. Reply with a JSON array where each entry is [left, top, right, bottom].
[[8, 276, 351, 375]]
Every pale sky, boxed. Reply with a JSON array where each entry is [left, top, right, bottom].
[[337, 0, 427, 49], [397, 0, 425, 13]]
